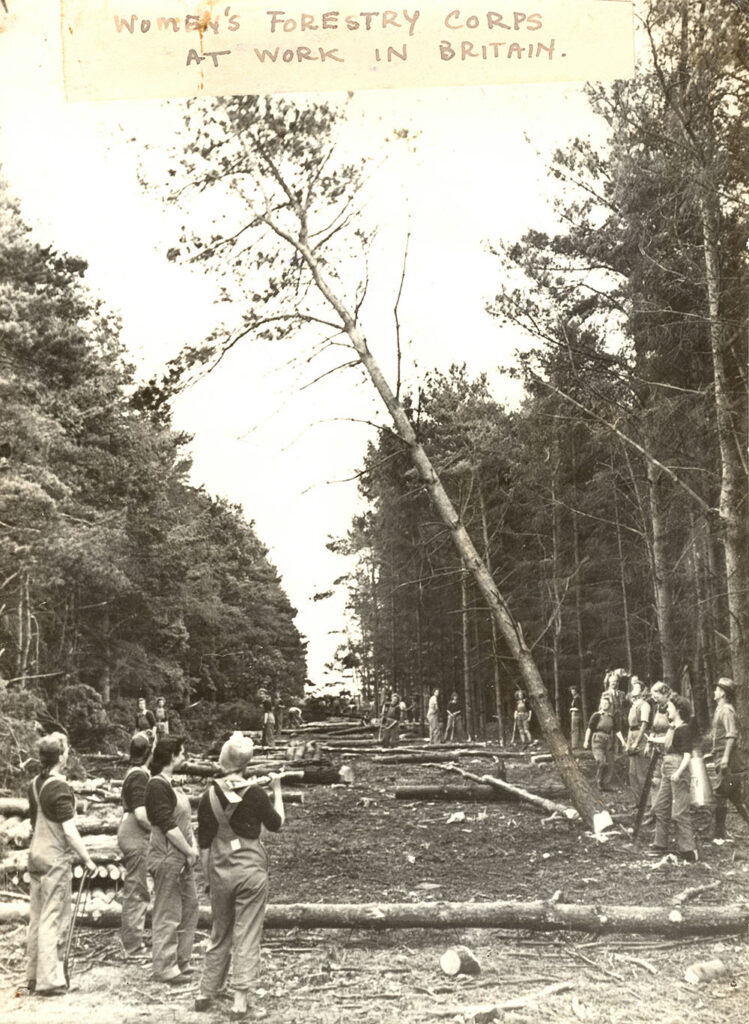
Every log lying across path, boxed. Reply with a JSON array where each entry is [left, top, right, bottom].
[[394, 785, 567, 803], [0, 899, 746, 936], [430, 763, 579, 820], [374, 751, 509, 765]]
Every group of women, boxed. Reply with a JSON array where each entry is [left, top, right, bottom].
[[23, 676, 749, 1004], [583, 673, 749, 862], [25, 729, 284, 1019]]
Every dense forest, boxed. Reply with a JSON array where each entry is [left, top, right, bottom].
[[0, 189, 306, 756], [335, 1, 748, 739]]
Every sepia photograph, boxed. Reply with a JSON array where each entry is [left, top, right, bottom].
[[0, 2, 747, 1022]]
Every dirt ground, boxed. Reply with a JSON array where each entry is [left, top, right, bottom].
[[2, 741, 748, 1023]]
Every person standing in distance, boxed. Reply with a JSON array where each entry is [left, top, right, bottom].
[[135, 697, 156, 734], [145, 736, 199, 984], [427, 689, 442, 745]]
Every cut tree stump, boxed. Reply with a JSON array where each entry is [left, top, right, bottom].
[[1, 900, 746, 936], [440, 944, 481, 976]]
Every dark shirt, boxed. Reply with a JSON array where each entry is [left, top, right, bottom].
[[145, 774, 177, 832], [136, 710, 156, 731], [28, 773, 75, 826], [588, 711, 615, 734], [197, 781, 282, 849], [122, 766, 149, 812], [667, 722, 695, 756]]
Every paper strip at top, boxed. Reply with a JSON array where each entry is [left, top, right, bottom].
[[61, 1, 634, 101]]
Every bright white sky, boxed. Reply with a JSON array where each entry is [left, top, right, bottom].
[[0, 1, 605, 688]]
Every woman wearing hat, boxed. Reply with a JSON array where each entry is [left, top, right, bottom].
[[26, 733, 97, 996], [145, 736, 199, 984], [194, 732, 284, 1019], [711, 678, 749, 838], [117, 731, 154, 956]]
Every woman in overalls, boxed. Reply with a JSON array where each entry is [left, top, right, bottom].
[[652, 695, 698, 862], [194, 733, 284, 1019], [117, 731, 154, 956], [144, 736, 199, 984], [583, 693, 616, 790], [26, 732, 96, 996]]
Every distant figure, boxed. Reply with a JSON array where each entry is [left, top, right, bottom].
[[513, 690, 532, 749], [377, 690, 392, 742], [154, 697, 169, 737], [261, 701, 276, 750], [275, 701, 286, 734], [380, 693, 402, 748], [569, 687, 582, 749], [287, 706, 303, 729], [711, 677, 749, 839], [444, 693, 462, 743], [427, 688, 441, 745], [135, 697, 156, 734]]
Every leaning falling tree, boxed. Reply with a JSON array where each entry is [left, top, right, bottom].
[[147, 97, 602, 827]]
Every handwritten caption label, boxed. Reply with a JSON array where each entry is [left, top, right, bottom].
[[60, 2, 635, 101]]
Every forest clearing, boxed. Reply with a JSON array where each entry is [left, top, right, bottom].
[[1, 2, 748, 1022], [1, 729, 748, 1024]]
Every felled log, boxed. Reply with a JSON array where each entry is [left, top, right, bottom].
[[1, 899, 747, 936], [243, 765, 354, 786], [431, 763, 578, 820], [375, 751, 505, 765], [440, 945, 481, 976], [1, 840, 122, 873], [396, 785, 504, 802], [0, 798, 30, 817]]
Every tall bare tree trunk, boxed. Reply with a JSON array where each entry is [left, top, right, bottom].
[[550, 456, 563, 713], [460, 562, 474, 738], [477, 480, 506, 745], [300, 244, 603, 825], [613, 483, 633, 673], [645, 461, 680, 689]]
